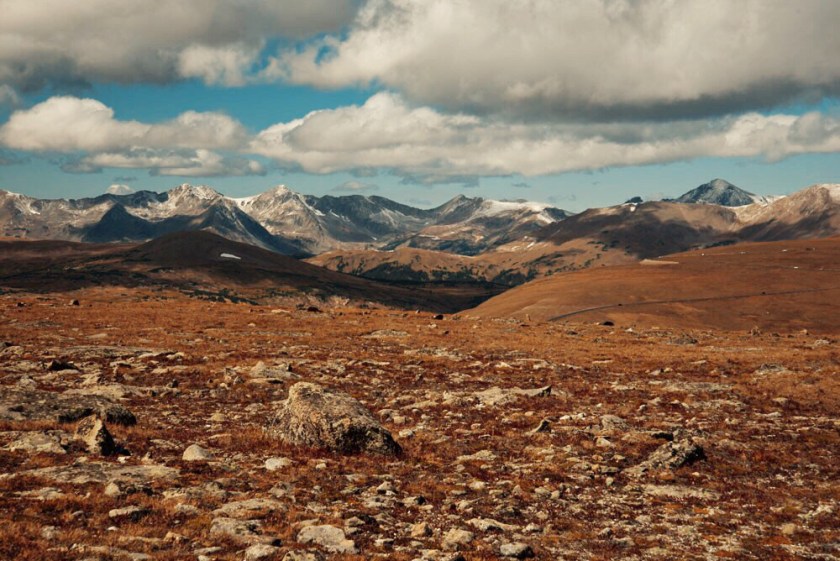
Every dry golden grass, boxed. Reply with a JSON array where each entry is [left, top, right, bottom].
[[0, 286, 837, 559]]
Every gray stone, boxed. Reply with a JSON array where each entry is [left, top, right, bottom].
[[410, 521, 432, 538], [268, 382, 401, 456], [74, 416, 117, 456], [209, 517, 264, 545], [500, 542, 535, 558], [281, 552, 324, 561], [297, 524, 357, 554], [442, 528, 474, 550], [108, 506, 150, 522], [264, 457, 292, 471], [213, 498, 285, 519], [628, 437, 705, 476], [8, 432, 66, 454], [244, 544, 281, 561], [183, 444, 214, 462]]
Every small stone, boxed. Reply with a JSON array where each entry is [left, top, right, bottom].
[[244, 544, 282, 561], [103, 481, 122, 497], [264, 457, 293, 471], [47, 359, 78, 372], [209, 517, 263, 545], [442, 528, 474, 550], [108, 505, 150, 522], [780, 523, 797, 536], [182, 444, 213, 462], [530, 419, 551, 433], [281, 552, 324, 561], [410, 522, 432, 538], [500, 542, 535, 559], [297, 525, 357, 554]]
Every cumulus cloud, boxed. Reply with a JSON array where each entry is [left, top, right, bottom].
[[0, 97, 264, 177], [276, 0, 840, 120], [85, 149, 265, 177], [0, 97, 247, 152], [0, 0, 358, 93], [251, 93, 840, 178]]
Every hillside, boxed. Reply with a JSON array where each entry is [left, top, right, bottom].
[[470, 237, 840, 333], [0, 232, 503, 312]]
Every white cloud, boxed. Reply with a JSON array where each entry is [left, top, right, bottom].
[[106, 184, 135, 195], [0, 0, 358, 91], [276, 0, 840, 119], [177, 44, 262, 87], [0, 97, 263, 177], [0, 97, 247, 152], [85, 149, 265, 177], [251, 93, 840, 178]]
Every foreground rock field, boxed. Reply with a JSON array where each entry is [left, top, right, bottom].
[[1, 287, 838, 560]]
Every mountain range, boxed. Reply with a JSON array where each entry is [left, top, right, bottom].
[[312, 181, 840, 285], [2, 179, 840, 288], [0, 184, 568, 257]]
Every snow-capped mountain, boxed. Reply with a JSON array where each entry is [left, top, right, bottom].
[[0, 184, 571, 256], [673, 178, 769, 206], [4, 180, 837, 260]]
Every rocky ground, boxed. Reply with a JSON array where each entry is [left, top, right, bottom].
[[0, 286, 838, 560]]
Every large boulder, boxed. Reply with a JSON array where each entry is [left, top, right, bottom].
[[268, 382, 401, 456]]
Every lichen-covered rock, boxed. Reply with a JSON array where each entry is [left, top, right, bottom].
[[627, 436, 706, 476], [297, 525, 357, 554], [268, 382, 401, 456], [74, 416, 117, 456]]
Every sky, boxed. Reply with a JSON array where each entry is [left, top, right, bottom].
[[0, 0, 839, 212]]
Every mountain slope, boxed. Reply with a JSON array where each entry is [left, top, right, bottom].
[[0, 231, 504, 312], [469, 237, 840, 333], [673, 178, 767, 206]]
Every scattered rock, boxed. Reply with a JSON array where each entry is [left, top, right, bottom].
[[182, 444, 214, 462], [500, 542, 535, 559], [297, 525, 357, 554], [628, 436, 705, 476], [264, 457, 292, 471], [101, 404, 137, 426], [268, 382, 401, 456], [473, 385, 552, 406], [281, 552, 324, 561], [530, 419, 551, 433], [47, 359, 78, 372], [442, 528, 474, 550], [108, 506, 150, 522], [212, 498, 284, 519], [410, 522, 432, 538], [456, 449, 496, 463], [20, 462, 178, 485], [209, 517, 264, 545], [74, 416, 117, 456], [244, 544, 282, 561], [8, 432, 66, 454]]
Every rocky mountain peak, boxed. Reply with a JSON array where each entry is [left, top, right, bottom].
[[675, 179, 762, 207]]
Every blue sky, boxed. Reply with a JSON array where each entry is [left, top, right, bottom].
[[1, 0, 839, 211]]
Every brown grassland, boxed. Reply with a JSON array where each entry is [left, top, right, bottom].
[[0, 282, 837, 560]]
